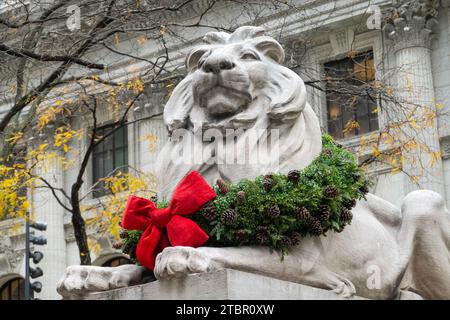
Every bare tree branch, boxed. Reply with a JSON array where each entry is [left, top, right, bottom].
[[0, 43, 105, 69]]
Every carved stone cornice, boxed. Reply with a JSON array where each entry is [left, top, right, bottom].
[[383, 0, 440, 51]]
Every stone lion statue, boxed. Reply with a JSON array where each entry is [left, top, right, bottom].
[[58, 26, 450, 300]]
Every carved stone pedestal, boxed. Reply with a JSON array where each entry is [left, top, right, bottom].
[[76, 269, 366, 300]]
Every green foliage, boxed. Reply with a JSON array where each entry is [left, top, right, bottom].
[[121, 134, 370, 259], [192, 134, 370, 254], [121, 230, 142, 264]]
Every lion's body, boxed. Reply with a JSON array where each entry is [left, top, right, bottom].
[[151, 26, 450, 299]]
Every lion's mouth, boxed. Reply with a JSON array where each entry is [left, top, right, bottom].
[[199, 86, 252, 116]]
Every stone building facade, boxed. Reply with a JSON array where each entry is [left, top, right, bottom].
[[1, 0, 450, 299]]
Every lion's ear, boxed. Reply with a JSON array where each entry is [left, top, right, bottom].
[[253, 37, 285, 64], [185, 46, 210, 72]]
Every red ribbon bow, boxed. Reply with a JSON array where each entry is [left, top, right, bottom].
[[121, 171, 216, 270]]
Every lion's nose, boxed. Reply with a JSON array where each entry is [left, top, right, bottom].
[[202, 57, 235, 74]]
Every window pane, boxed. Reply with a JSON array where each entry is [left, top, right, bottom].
[[356, 97, 370, 135], [1, 286, 9, 300], [115, 127, 126, 148], [325, 50, 378, 139], [92, 124, 129, 197], [102, 257, 132, 267], [103, 150, 114, 176], [124, 147, 128, 172], [10, 279, 18, 300], [103, 134, 114, 152], [114, 147, 125, 170], [93, 151, 104, 182]]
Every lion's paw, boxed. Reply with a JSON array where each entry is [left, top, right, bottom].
[[154, 246, 216, 280], [57, 264, 146, 298], [331, 276, 356, 298]]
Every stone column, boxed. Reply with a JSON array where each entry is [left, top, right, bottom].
[[383, 0, 444, 195], [30, 132, 67, 300]]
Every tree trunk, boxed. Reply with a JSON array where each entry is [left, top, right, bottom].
[[71, 183, 92, 265], [71, 205, 91, 265]]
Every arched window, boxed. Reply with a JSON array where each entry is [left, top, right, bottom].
[[0, 277, 25, 300], [101, 256, 132, 267]]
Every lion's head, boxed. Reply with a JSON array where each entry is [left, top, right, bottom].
[[157, 26, 322, 197], [164, 26, 309, 133]]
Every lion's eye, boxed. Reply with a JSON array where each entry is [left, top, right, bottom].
[[241, 52, 258, 60]]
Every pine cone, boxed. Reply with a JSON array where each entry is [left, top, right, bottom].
[[318, 205, 331, 222], [341, 208, 353, 222], [221, 209, 237, 225], [201, 201, 217, 220], [265, 203, 280, 219], [264, 173, 275, 180], [234, 229, 249, 243], [322, 149, 332, 157], [112, 241, 123, 249], [324, 185, 339, 198], [359, 184, 369, 195], [344, 199, 357, 209], [287, 170, 300, 183], [262, 176, 275, 192], [294, 206, 310, 220], [256, 226, 270, 244], [290, 232, 302, 246], [308, 218, 324, 236], [280, 236, 292, 247], [351, 172, 361, 182], [216, 178, 230, 195], [237, 191, 246, 204]]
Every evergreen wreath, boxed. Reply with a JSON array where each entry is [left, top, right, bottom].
[[117, 134, 370, 262]]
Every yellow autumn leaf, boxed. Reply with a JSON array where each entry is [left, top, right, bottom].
[[430, 150, 442, 167], [371, 146, 381, 158], [6, 132, 24, 144]]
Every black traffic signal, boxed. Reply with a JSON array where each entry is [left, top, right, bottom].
[[30, 221, 47, 231], [30, 251, 44, 264], [30, 282, 42, 293], [30, 267, 43, 279], [25, 218, 47, 300], [29, 234, 47, 245]]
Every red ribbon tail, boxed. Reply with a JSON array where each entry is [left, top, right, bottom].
[[136, 224, 169, 270]]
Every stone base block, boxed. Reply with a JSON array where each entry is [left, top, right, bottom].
[[81, 269, 365, 300]]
